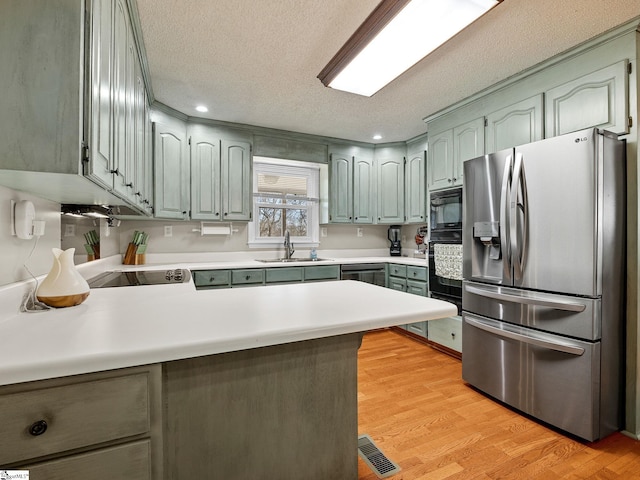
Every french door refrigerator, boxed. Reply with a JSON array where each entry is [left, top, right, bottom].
[[461, 128, 626, 441]]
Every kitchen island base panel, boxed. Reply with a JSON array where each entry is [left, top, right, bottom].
[[163, 333, 359, 479]]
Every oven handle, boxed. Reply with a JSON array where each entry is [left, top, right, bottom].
[[465, 284, 587, 312], [465, 316, 585, 356]]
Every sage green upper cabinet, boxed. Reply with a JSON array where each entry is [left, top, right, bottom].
[[221, 139, 252, 221], [428, 118, 483, 191], [190, 131, 222, 221], [376, 156, 404, 224], [329, 153, 353, 223], [405, 150, 426, 224], [154, 122, 190, 220], [545, 60, 629, 137], [329, 149, 376, 224], [427, 130, 454, 190], [353, 156, 376, 224], [453, 118, 485, 184], [0, 0, 150, 212], [86, 0, 115, 190], [486, 95, 543, 153]]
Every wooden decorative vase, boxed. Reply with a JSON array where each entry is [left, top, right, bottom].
[[37, 248, 90, 308]]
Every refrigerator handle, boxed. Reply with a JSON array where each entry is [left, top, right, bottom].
[[465, 283, 587, 312], [500, 155, 512, 280], [510, 152, 528, 280], [465, 316, 585, 356]]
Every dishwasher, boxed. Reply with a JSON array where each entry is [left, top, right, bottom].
[[340, 263, 386, 287]]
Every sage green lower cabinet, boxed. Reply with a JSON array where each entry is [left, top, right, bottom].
[[193, 265, 340, 290], [192, 270, 231, 289], [0, 365, 162, 479], [386, 264, 429, 338], [427, 316, 462, 354], [231, 269, 265, 286], [303, 265, 340, 281], [265, 267, 304, 284], [163, 334, 359, 479]]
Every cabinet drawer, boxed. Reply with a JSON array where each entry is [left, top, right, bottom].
[[265, 267, 303, 284], [407, 321, 428, 338], [428, 316, 462, 352], [231, 269, 265, 285], [406, 266, 427, 282], [388, 264, 406, 277], [23, 440, 151, 480], [406, 279, 427, 297], [193, 270, 231, 288], [0, 373, 151, 465], [388, 278, 407, 291], [304, 265, 340, 281]]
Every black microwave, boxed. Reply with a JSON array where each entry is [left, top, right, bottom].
[[430, 187, 462, 232]]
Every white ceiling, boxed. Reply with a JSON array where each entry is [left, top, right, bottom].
[[136, 0, 640, 144]]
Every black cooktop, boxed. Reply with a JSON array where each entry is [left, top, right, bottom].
[[88, 269, 190, 288]]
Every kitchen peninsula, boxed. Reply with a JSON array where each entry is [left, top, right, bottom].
[[0, 272, 456, 479]]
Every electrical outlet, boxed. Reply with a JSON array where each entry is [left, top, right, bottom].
[[164, 225, 173, 237], [321, 227, 328, 238], [64, 224, 75, 237], [356, 228, 363, 237]]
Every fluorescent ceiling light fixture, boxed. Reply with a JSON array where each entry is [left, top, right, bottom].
[[372, 134, 383, 140], [318, 0, 501, 97], [195, 105, 209, 113]]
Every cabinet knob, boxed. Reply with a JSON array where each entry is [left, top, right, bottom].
[[110, 169, 119, 175], [135, 192, 141, 197], [451, 332, 456, 339], [245, 275, 250, 280], [126, 182, 133, 188], [210, 276, 216, 282], [29, 420, 48, 436], [224, 212, 228, 216], [448, 178, 452, 183], [452, 178, 457, 182]]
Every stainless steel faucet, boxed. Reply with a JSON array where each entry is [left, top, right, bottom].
[[284, 231, 295, 259]]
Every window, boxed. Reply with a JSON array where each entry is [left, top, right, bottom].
[[248, 158, 320, 247]]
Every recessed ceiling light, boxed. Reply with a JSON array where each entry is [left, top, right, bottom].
[[195, 105, 209, 113], [373, 134, 383, 140]]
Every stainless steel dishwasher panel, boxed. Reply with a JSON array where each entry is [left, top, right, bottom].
[[340, 263, 386, 287], [462, 312, 603, 441]]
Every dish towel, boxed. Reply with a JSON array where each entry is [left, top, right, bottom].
[[434, 244, 463, 280]]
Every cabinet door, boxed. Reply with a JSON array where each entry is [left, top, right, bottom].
[[133, 67, 146, 210], [86, 0, 115, 190], [428, 316, 462, 353], [191, 134, 221, 220], [405, 150, 426, 223], [153, 122, 189, 219], [353, 155, 376, 224], [377, 157, 404, 224], [221, 140, 252, 221], [407, 321, 428, 338], [545, 60, 629, 137], [453, 117, 484, 186], [427, 130, 454, 190], [486, 95, 543, 153], [329, 154, 353, 223], [143, 91, 153, 214], [111, 0, 129, 198]]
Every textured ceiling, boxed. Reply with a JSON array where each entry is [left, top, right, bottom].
[[136, 0, 640, 144]]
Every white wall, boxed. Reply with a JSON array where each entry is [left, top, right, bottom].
[[0, 185, 61, 286]]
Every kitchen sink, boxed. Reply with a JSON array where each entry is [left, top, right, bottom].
[[255, 258, 331, 263]]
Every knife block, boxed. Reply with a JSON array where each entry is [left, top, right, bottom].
[[123, 242, 139, 265]]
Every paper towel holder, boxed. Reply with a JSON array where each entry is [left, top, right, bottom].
[[192, 221, 238, 236]]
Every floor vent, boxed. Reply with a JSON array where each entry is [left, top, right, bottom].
[[358, 434, 401, 478]]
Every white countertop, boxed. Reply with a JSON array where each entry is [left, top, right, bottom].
[[0, 254, 452, 387]]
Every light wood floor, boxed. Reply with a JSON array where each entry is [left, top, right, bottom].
[[357, 329, 640, 480]]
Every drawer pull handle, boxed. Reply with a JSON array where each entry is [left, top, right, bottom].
[[29, 420, 48, 436]]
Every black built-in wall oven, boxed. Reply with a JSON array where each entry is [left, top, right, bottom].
[[428, 187, 463, 315]]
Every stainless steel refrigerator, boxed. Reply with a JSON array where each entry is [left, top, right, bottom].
[[461, 128, 626, 441]]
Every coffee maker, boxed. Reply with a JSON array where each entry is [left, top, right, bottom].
[[388, 225, 402, 256]]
